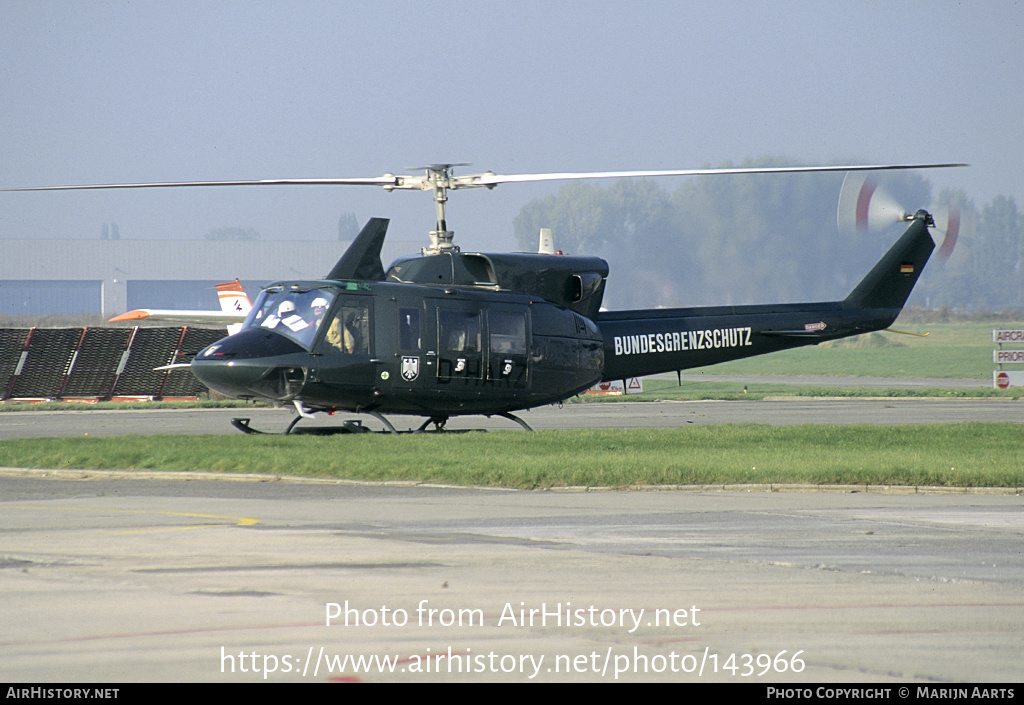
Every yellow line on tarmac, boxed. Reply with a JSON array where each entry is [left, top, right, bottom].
[[11, 504, 259, 532]]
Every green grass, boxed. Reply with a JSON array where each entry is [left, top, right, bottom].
[[2, 424, 1021, 489], [688, 320, 1020, 380], [580, 378, 1019, 402]]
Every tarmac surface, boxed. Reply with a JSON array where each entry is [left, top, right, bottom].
[[0, 396, 1021, 438], [1, 382, 1022, 683]]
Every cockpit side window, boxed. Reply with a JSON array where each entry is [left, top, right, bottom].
[[325, 300, 371, 354]]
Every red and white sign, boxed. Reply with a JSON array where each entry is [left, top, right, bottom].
[[994, 370, 1024, 389], [588, 377, 643, 395]]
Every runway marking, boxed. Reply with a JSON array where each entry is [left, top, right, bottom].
[[9, 504, 259, 532]]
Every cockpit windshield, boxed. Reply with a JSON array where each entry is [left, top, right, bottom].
[[244, 287, 335, 349]]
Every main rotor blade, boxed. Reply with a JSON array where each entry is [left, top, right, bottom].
[[1, 163, 966, 193], [0, 176, 402, 192], [462, 163, 968, 188]]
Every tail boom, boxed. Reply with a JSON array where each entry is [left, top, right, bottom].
[[596, 212, 936, 381]]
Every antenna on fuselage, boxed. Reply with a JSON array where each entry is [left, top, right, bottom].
[[538, 228, 555, 254]]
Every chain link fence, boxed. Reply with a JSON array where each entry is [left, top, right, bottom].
[[0, 327, 225, 401]]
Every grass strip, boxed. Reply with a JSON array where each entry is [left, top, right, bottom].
[[580, 379, 1020, 401], [2, 423, 1021, 489]]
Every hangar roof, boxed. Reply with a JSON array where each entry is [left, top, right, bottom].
[[0, 238, 421, 281]]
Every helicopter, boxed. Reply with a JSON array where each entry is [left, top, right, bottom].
[[2, 162, 965, 433]]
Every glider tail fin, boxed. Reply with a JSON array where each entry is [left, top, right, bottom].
[[216, 279, 253, 336]]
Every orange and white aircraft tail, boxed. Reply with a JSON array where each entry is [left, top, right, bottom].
[[215, 279, 252, 334], [110, 279, 252, 335]]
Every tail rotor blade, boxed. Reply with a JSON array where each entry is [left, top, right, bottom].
[[838, 172, 907, 234], [932, 206, 964, 261]]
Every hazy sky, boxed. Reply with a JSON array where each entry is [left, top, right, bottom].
[[2, 1, 1020, 252]]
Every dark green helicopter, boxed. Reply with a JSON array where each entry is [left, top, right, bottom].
[[3, 163, 965, 433]]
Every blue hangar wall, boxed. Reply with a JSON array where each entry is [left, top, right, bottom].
[[0, 238, 421, 317]]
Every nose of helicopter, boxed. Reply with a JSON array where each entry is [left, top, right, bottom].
[[190, 328, 310, 401], [190, 355, 271, 399]]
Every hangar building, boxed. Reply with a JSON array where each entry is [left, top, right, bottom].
[[0, 238, 420, 316]]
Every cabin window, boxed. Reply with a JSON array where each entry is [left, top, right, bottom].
[[489, 311, 526, 354], [399, 308, 421, 350], [439, 309, 480, 353]]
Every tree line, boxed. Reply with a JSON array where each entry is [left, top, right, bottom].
[[511, 159, 1021, 312]]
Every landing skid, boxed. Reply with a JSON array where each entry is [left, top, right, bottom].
[[494, 411, 534, 432], [415, 416, 449, 432], [230, 416, 371, 435], [229, 408, 534, 435]]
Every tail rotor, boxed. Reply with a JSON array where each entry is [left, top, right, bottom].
[[838, 172, 965, 262]]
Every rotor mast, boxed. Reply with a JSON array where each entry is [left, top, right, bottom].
[[402, 164, 501, 255], [390, 164, 499, 255], [425, 165, 458, 255]]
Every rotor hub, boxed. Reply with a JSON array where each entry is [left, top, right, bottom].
[[424, 230, 459, 255]]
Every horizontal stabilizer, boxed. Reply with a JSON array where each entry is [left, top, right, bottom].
[[760, 329, 830, 338]]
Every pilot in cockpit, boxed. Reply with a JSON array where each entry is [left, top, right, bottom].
[[263, 300, 309, 333]]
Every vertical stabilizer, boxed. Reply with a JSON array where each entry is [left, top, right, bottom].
[[325, 218, 390, 281], [843, 211, 935, 311]]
